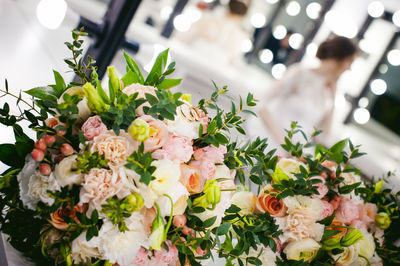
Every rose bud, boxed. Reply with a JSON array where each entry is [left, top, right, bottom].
[[39, 163, 51, 175], [43, 135, 56, 146], [35, 139, 47, 151], [60, 143, 74, 156], [375, 212, 391, 229], [182, 225, 194, 237], [196, 246, 207, 256], [173, 215, 187, 228], [31, 149, 44, 162]]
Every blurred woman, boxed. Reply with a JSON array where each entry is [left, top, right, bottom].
[[255, 36, 358, 149]]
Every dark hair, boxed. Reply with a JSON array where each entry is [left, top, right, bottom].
[[229, 0, 249, 16], [316, 36, 357, 61]]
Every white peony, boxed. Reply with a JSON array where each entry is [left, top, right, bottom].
[[149, 159, 181, 196], [331, 245, 359, 266], [98, 213, 148, 266], [71, 231, 101, 264], [239, 246, 279, 266], [18, 157, 60, 210], [231, 191, 257, 215], [54, 155, 83, 188], [284, 238, 320, 262], [156, 181, 189, 217]]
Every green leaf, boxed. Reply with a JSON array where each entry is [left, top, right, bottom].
[[216, 222, 231, 235], [25, 86, 58, 102], [318, 214, 335, 225], [339, 182, 362, 194], [157, 78, 182, 90], [53, 70, 66, 97], [0, 144, 26, 168], [123, 50, 144, 84], [121, 69, 140, 87], [203, 216, 217, 228], [329, 139, 348, 153], [145, 48, 169, 86]]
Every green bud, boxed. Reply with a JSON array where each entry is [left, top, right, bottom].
[[374, 180, 383, 193], [108, 66, 121, 102], [181, 94, 192, 104], [341, 229, 363, 247], [193, 180, 221, 210], [128, 118, 151, 141], [149, 202, 166, 251], [83, 82, 109, 113], [375, 212, 391, 229], [125, 193, 144, 213], [322, 235, 341, 250]]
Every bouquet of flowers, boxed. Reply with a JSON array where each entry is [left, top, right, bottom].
[[0, 29, 262, 266], [227, 123, 400, 265]]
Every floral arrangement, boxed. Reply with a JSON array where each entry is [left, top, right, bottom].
[[0, 29, 399, 266], [227, 123, 400, 265]]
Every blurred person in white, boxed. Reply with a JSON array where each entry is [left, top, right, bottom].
[[177, 0, 251, 65], [253, 36, 358, 151]]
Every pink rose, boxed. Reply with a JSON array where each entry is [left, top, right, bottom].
[[193, 147, 206, 161], [140, 115, 169, 152], [358, 203, 377, 225], [320, 200, 334, 220], [335, 198, 359, 224], [159, 135, 194, 163], [81, 115, 107, 140], [351, 219, 367, 230], [311, 176, 329, 199], [154, 240, 178, 264], [189, 159, 215, 181], [122, 83, 157, 116], [133, 247, 149, 265], [203, 145, 227, 164], [152, 149, 169, 160]]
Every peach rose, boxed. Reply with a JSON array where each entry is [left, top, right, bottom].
[[140, 115, 169, 152], [122, 83, 157, 116], [255, 188, 287, 217], [179, 164, 203, 194], [91, 130, 138, 167], [80, 168, 131, 214], [335, 198, 359, 224], [46, 117, 67, 135], [358, 203, 377, 225], [49, 204, 85, 230]]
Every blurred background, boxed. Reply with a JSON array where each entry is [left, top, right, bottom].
[[0, 0, 399, 189]]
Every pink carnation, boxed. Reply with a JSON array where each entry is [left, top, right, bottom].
[[189, 159, 215, 181], [133, 247, 149, 265], [311, 176, 329, 199], [154, 240, 178, 264], [335, 198, 359, 224], [358, 203, 377, 225], [351, 219, 367, 230], [203, 145, 227, 164], [81, 115, 107, 141], [320, 200, 334, 220], [159, 135, 194, 163]]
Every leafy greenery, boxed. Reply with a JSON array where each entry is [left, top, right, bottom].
[[100, 196, 134, 232], [143, 89, 184, 120], [125, 143, 156, 185], [76, 148, 108, 173]]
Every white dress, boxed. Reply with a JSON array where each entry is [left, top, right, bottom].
[[246, 64, 334, 152]]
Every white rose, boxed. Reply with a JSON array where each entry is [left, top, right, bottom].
[[284, 238, 320, 262], [149, 159, 181, 196], [71, 232, 101, 264], [356, 229, 375, 261], [231, 191, 257, 215], [331, 245, 359, 266], [98, 213, 147, 266], [54, 155, 84, 188], [156, 181, 189, 216]]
